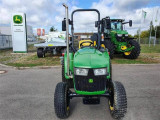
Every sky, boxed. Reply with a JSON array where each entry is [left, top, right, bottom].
[[0, 0, 160, 35]]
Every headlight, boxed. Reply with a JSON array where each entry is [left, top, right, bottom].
[[94, 68, 107, 76], [117, 34, 122, 37], [125, 34, 128, 36], [75, 68, 88, 76]]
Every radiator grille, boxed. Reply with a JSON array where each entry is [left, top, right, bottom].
[[74, 69, 106, 92]]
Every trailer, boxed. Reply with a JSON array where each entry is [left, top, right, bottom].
[[34, 37, 66, 58]]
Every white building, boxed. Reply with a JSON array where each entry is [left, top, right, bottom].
[[0, 25, 35, 41], [0, 26, 11, 35], [0, 25, 35, 49]]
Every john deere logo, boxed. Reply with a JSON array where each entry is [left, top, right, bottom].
[[13, 15, 23, 24], [89, 79, 93, 83]]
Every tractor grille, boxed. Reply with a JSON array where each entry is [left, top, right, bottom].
[[74, 69, 106, 92], [116, 34, 128, 42]]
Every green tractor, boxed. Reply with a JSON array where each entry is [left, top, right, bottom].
[[54, 4, 127, 119], [101, 17, 140, 59]]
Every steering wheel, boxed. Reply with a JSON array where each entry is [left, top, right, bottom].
[[80, 41, 93, 48]]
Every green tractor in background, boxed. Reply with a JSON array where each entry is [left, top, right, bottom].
[[54, 4, 127, 120], [101, 17, 140, 59]]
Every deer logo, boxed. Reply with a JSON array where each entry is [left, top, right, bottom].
[[13, 15, 23, 24]]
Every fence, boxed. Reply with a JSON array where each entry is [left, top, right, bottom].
[[0, 35, 12, 49], [135, 38, 160, 45]]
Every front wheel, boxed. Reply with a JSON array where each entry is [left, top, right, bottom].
[[108, 81, 127, 119], [54, 82, 70, 119], [37, 48, 45, 58], [123, 40, 140, 59]]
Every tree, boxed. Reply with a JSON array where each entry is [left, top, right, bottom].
[[140, 30, 149, 38], [128, 34, 133, 38], [155, 25, 160, 38], [50, 26, 57, 32], [134, 34, 138, 38]]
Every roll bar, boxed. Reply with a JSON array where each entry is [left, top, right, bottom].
[[71, 9, 101, 49]]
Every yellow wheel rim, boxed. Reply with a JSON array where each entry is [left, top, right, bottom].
[[121, 46, 127, 50], [108, 100, 114, 111], [67, 106, 70, 111], [101, 44, 105, 49], [124, 51, 131, 55]]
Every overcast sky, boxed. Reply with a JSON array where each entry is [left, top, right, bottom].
[[0, 0, 160, 35]]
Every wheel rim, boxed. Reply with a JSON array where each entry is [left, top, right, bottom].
[[101, 44, 105, 49], [108, 86, 114, 111], [124, 51, 131, 55], [121, 46, 127, 50], [108, 100, 114, 111], [124, 43, 132, 55], [67, 106, 70, 111]]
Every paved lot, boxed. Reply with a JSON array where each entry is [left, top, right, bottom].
[[0, 64, 160, 120]]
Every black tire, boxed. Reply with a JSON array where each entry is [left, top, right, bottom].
[[37, 48, 45, 58], [62, 58, 74, 88], [54, 82, 70, 119], [104, 40, 115, 59], [123, 40, 140, 59], [108, 81, 127, 119]]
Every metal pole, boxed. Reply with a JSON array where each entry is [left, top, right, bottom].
[[63, 4, 70, 76], [138, 10, 142, 44], [149, 23, 152, 47], [154, 8, 159, 46], [154, 26, 157, 46]]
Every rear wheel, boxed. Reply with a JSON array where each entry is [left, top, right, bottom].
[[62, 58, 74, 88], [54, 82, 70, 119], [123, 40, 140, 59], [104, 40, 115, 59], [37, 48, 45, 58], [108, 81, 127, 119]]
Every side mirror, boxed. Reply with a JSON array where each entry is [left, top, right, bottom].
[[95, 21, 98, 27], [69, 19, 73, 25], [62, 18, 66, 31], [129, 20, 132, 27], [105, 19, 111, 29]]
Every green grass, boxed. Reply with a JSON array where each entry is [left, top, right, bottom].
[[0, 45, 61, 67], [112, 59, 146, 64], [7, 63, 44, 67], [141, 44, 160, 53], [111, 44, 160, 64], [112, 56, 159, 64], [0, 43, 160, 67], [6, 54, 61, 67], [0, 57, 12, 62]]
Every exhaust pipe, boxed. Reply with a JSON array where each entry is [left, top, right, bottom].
[[63, 4, 70, 76]]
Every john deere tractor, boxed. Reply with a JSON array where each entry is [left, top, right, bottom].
[[54, 4, 127, 119], [101, 17, 140, 59]]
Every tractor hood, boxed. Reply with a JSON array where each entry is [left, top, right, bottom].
[[111, 30, 128, 35], [74, 47, 110, 68]]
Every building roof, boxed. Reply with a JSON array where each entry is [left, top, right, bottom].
[[111, 19, 125, 22], [74, 33, 94, 36]]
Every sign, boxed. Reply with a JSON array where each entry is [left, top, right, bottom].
[[42, 29, 45, 36], [11, 13, 27, 53], [37, 28, 41, 36], [13, 15, 23, 24]]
